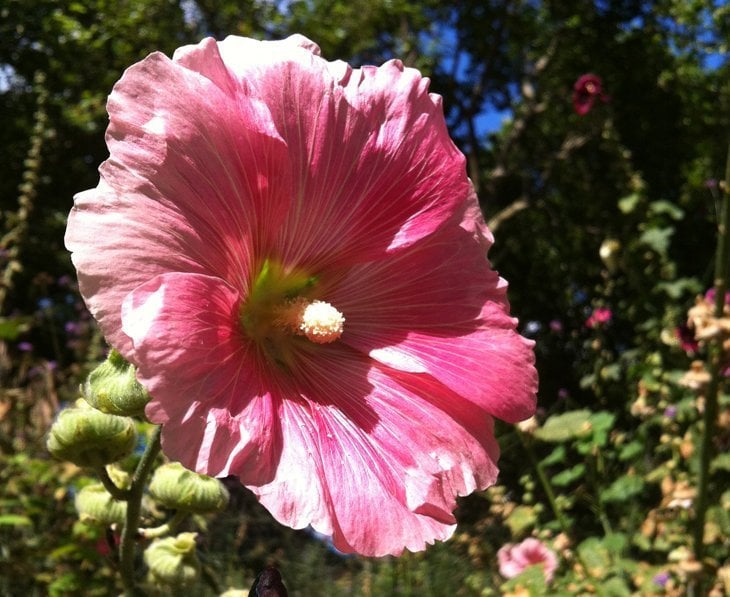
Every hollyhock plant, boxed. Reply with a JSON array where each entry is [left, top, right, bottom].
[[572, 73, 609, 116], [65, 35, 537, 557], [497, 538, 558, 582]]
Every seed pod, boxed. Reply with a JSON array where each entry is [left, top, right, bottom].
[[149, 462, 229, 514], [46, 403, 137, 467]]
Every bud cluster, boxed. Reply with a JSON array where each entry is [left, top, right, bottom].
[[46, 352, 230, 592]]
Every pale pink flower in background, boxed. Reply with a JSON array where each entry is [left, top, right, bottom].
[[65, 35, 537, 556], [498, 537, 558, 582]]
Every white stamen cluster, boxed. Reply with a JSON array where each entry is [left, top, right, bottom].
[[277, 298, 345, 344]]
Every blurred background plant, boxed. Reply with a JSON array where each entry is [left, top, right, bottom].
[[1, 0, 728, 595]]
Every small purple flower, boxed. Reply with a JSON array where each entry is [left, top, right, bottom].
[[549, 319, 563, 333], [663, 406, 677, 419], [65, 321, 80, 335], [652, 571, 670, 588], [17, 341, 33, 352], [28, 366, 45, 378]]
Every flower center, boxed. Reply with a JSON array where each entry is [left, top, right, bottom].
[[275, 298, 345, 344], [240, 260, 345, 357]]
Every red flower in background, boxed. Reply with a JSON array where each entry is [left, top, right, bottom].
[[585, 307, 612, 329], [572, 74, 609, 116]]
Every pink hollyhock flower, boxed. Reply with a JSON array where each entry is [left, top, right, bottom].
[[498, 538, 558, 582], [675, 324, 699, 353], [65, 35, 537, 556], [585, 307, 612, 328], [704, 287, 730, 306], [572, 73, 609, 116]]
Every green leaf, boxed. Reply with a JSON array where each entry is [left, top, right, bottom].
[[589, 411, 616, 434], [540, 445, 567, 466], [600, 364, 622, 382], [601, 576, 632, 596], [618, 440, 643, 462], [711, 452, 730, 473], [577, 537, 611, 578], [639, 227, 674, 256], [585, 411, 616, 448], [656, 277, 702, 299], [551, 463, 585, 487], [618, 193, 640, 213], [0, 514, 32, 526], [505, 505, 537, 535], [601, 475, 645, 503], [602, 533, 628, 555], [534, 410, 592, 443], [0, 316, 32, 340], [649, 200, 684, 220]]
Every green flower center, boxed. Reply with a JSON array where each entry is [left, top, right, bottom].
[[240, 260, 344, 362]]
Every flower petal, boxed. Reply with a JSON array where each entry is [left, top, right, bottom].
[[181, 35, 472, 269], [121, 272, 280, 483], [331, 226, 537, 423], [249, 345, 499, 556], [66, 46, 291, 352]]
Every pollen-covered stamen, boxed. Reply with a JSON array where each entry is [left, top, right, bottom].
[[275, 297, 345, 344]]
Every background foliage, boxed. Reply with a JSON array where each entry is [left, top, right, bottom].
[[1, 0, 728, 595]]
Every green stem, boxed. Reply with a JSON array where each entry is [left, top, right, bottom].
[[119, 425, 162, 596], [517, 430, 570, 533], [517, 430, 598, 579], [139, 510, 189, 539], [692, 144, 730, 564], [94, 465, 131, 501], [589, 451, 613, 537]]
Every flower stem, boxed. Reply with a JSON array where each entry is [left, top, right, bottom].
[[140, 510, 189, 539], [119, 425, 162, 596], [516, 430, 570, 534], [692, 145, 730, 564], [94, 465, 131, 501]]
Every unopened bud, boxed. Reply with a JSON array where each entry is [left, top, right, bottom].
[[46, 403, 137, 467], [144, 532, 200, 588], [149, 462, 229, 513], [83, 350, 150, 417], [75, 483, 127, 525], [599, 239, 621, 273]]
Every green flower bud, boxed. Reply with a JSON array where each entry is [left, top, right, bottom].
[[149, 462, 229, 514], [83, 350, 151, 417], [46, 404, 137, 467], [144, 532, 200, 588], [75, 483, 127, 525]]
